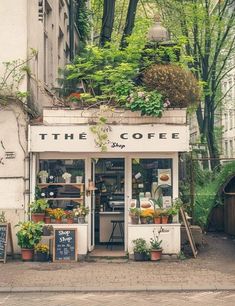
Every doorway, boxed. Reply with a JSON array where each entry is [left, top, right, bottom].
[[91, 158, 125, 254]]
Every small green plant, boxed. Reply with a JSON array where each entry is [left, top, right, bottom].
[[126, 88, 165, 117], [150, 229, 162, 250], [15, 221, 44, 249], [129, 207, 141, 217], [30, 199, 49, 213], [0, 211, 7, 223], [35, 243, 49, 254], [132, 238, 149, 254]]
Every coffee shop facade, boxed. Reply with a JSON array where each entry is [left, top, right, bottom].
[[28, 108, 189, 257]]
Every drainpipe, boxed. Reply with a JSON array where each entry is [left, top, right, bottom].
[[69, 0, 75, 61]]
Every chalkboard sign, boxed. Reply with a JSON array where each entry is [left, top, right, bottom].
[[0, 224, 8, 263], [53, 228, 77, 262]]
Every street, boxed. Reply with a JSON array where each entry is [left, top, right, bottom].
[[1, 292, 235, 306]]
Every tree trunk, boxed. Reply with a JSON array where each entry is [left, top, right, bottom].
[[120, 0, 139, 48], [99, 0, 116, 47]]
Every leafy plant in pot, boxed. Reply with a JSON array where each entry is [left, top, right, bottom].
[[35, 243, 49, 262], [64, 210, 75, 224], [73, 205, 89, 223], [37, 170, 49, 184], [129, 207, 140, 224], [150, 229, 163, 261], [51, 208, 65, 223], [132, 238, 149, 261], [30, 199, 49, 222], [15, 221, 44, 261]]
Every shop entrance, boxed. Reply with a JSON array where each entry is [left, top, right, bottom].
[[92, 158, 125, 252]]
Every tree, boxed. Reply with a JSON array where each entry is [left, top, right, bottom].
[[99, 0, 116, 46], [120, 0, 140, 48], [155, 0, 235, 167]]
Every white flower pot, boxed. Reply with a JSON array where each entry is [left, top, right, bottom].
[[76, 176, 83, 183], [65, 178, 71, 184], [40, 176, 47, 184]]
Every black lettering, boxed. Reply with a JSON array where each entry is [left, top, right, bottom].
[[52, 134, 60, 140], [133, 133, 143, 139], [148, 133, 155, 139], [159, 133, 167, 139], [120, 133, 128, 139], [65, 134, 74, 140], [172, 133, 179, 139], [79, 133, 87, 140], [39, 133, 47, 140]]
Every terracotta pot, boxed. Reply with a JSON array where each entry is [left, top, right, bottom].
[[154, 217, 161, 224], [161, 216, 168, 224], [55, 218, 62, 224], [44, 216, 51, 224], [140, 217, 147, 224], [67, 218, 74, 224], [31, 213, 45, 223], [131, 216, 139, 224], [21, 248, 34, 261], [150, 249, 162, 261]]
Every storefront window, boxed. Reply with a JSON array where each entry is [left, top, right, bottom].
[[38, 159, 85, 210], [132, 158, 172, 208]]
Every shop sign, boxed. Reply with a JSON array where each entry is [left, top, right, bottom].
[[29, 124, 189, 152]]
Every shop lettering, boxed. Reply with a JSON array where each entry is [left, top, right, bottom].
[[120, 133, 180, 140], [38, 132, 180, 142], [109, 141, 125, 149], [39, 133, 87, 140]]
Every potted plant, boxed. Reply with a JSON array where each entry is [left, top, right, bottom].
[[42, 224, 53, 236], [167, 198, 183, 223], [140, 209, 154, 224], [62, 172, 72, 183], [129, 207, 140, 224], [30, 199, 49, 222], [0, 211, 7, 223], [132, 238, 149, 261], [37, 170, 49, 184], [75, 170, 83, 183], [51, 208, 65, 223], [44, 208, 53, 224], [149, 229, 163, 261], [160, 209, 169, 224], [16, 221, 44, 261], [73, 205, 89, 223], [34, 243, 49, 262], [153, 209, 162, 224], [64, 210, 75, 224]]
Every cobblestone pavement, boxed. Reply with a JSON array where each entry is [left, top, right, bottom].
[[1, 233, 235, 292], [1, 292, 235, 306]]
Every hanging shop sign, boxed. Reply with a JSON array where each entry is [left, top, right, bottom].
[[29, 124, 189, 153]]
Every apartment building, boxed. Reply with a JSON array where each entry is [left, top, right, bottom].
[[0, 0, 79, 250]]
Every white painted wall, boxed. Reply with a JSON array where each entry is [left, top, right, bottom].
[[0, 0, 28, 93], [128, 224, 181, 255]]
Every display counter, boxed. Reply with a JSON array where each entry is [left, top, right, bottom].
[[99, 212, 124, 243], [128, 223, 181, 255]]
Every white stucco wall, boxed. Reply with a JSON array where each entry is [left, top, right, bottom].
[[128, 224, 181, 255], [0, 0, 28, 93]]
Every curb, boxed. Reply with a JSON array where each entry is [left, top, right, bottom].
[[1, 287, 235, 293]]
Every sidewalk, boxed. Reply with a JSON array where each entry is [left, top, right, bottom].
[[1, 233, 235, 292]]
